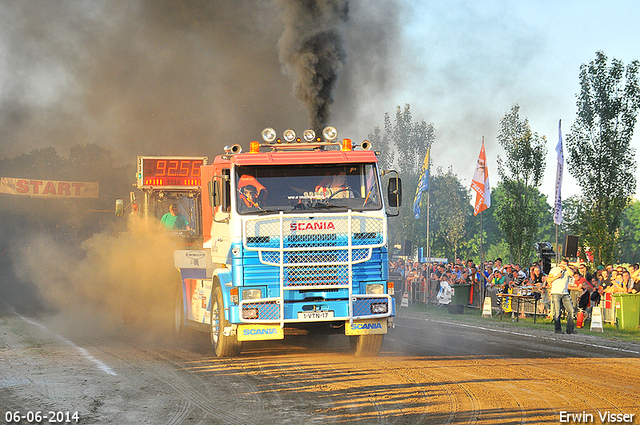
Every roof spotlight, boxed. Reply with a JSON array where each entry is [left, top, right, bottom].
[[302, 129, 316, 142], [283, 129, 296, 143], [261, 127, 277, 143], [322, 126, 338, 142]]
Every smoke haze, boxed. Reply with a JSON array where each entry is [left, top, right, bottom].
[[277, 0, 349, 131], [0, 1, 405, 164], [0, 0, 404, 340], [9, 215, 180, 339]]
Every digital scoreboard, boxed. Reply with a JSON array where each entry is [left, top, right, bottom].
[[137, 156, 208, 188]]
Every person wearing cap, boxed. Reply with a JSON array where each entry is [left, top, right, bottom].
[[548, 262, 576, 334]]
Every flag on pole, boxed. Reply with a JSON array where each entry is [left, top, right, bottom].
[[413, 148, 430, 219], [553, 119, 563, 225], [471, 138, 491, 216]]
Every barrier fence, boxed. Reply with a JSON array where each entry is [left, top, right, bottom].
[[394, 277, 483, 308], [390, 273, 624, 325]]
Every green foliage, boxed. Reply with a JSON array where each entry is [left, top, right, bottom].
[[464, 198, 503, 264], [485, 241, 510, 264], [428, 166, 472, 261], [565, 51, 640, 265], [619, 199, 640, 264], [369, 104, 435, 254], [494, 104, 547, 264]]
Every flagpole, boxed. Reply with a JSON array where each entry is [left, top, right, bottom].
[[480, 208, 484, 303], [480, 136, 485, 303], [554, 119, 563, 265], [555, 224, 559, 264], [425, 187, 430, 302]]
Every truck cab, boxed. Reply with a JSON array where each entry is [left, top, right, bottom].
[[171, 127, 401, 357]]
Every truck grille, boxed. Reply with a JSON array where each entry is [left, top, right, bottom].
[[285, 265, 348, 287], [243, 213, 385, 289]]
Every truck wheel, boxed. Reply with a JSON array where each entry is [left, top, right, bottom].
[[174, 286, 185, 337], [211, 286, 242, 357], [349, 334, 384, 357]]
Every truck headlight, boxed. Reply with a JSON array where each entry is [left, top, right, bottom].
[[261, 127, 277, 143], [371, 303, 388, 314], [366, 284, 384, 295], [322, 126, 338, 142], [303, 129, 315, 142], [242, 288, 262, 300], [242, 308, 259, 320], [283, 129, 296, 143]]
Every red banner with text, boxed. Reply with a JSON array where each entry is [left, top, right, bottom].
[[0, 177, 99, 199]]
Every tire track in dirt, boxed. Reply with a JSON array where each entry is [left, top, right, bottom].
[[377, 359, 451, 424], [0, 317, 100, 420], [97, 343, 264, 424], [516, 358, 633, 417]]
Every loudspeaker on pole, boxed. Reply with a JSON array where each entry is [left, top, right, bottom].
[[402, 239, 412, 257], [564, 235, 579, 258]]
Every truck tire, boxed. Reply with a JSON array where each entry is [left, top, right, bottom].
[[211, 286, 242, 357], [174, 286, 186, 337], [349, 334, 384, 357]]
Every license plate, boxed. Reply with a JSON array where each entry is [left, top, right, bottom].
[[298, 311, 334, 320]]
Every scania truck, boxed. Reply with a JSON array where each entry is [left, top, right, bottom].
[[120, 127, 401, 357]]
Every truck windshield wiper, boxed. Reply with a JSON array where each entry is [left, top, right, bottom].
[[251, 208, 283, 215], [310, 203, 349, 211]]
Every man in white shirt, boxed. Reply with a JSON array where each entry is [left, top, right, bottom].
[[548, 263, 576, 334]]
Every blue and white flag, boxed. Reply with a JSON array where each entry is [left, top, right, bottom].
[[553, 119, 563, 225], [413, 148, 430, 219]]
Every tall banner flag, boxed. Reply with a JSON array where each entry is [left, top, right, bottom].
[[553, 119, 563, 225], [413, 148, 430, 219], [471, 138, 491, 216]]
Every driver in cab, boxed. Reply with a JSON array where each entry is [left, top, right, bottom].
[[161, 203, 190, 231], [315, 170, 352, 199]]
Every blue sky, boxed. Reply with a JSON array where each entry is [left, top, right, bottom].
[[383, 0, 640, 204]]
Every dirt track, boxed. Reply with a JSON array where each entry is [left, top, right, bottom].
[[1, 306, 639, 425]]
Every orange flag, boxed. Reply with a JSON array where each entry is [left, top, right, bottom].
[[470, 138, 491, 216]]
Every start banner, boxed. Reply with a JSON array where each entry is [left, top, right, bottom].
[[0, 177, 99, 199]]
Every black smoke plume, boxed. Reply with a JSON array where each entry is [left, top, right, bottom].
[[277, 0, 349, 132]]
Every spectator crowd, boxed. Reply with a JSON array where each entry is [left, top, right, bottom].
[[389, 257, 640, 317]]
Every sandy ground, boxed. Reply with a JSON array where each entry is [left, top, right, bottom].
[[1, 306, 639, 425]]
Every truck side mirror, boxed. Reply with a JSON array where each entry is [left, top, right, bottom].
[[387, 176, 402, 207], [115, 198, 124, 217], [209, 180, 221, 207], [209, 172, 230, 212], [222, 169, 231, 212]]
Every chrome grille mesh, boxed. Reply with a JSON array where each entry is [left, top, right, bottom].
[[245, 213, 384, 289]]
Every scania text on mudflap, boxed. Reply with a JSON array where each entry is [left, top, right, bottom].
[[120, 127, 402, 357]]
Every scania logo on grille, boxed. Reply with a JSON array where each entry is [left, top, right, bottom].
[[290, 221, 336, 231]]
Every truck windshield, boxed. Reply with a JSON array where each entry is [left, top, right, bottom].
[[235, 163, 382, 214]]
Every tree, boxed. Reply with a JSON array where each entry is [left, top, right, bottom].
[[428, 166, 472, 261], [494, 104, 547, 265], [565, 51, 640, 265], [619, 200, 640, 264], [369, 104, 435, 254]]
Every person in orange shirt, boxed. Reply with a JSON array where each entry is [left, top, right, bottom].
[[315, 171, 353, 199]]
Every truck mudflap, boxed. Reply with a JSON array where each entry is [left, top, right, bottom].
[[345, 318, 387, 335], [237, 324, 285, 341]]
